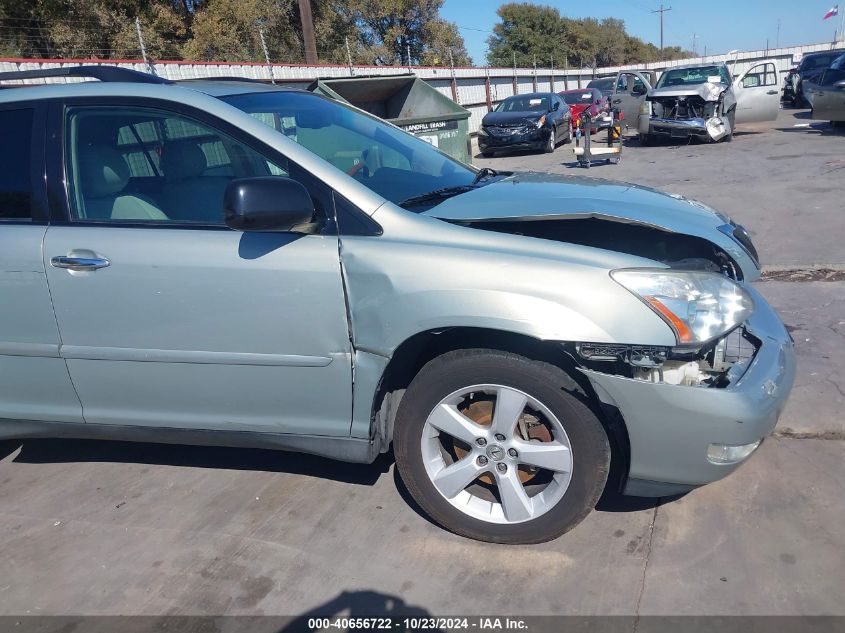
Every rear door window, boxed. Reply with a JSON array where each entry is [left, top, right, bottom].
[[0, 108, 35, 220]]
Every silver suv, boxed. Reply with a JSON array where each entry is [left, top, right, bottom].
[[0, 67, 795, 544]]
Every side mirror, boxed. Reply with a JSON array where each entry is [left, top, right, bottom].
[[552, 101, 560, 111], [224, 177, 316, 233], [631, 84, 646, 96], [835, 79, 845, 90]]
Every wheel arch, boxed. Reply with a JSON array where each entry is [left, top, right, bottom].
[[364, 326, 630, 491]]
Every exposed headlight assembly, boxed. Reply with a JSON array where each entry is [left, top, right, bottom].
[[535, 115, 546, 128], [611, 269, 754, 346]]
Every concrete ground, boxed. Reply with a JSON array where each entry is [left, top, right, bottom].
[[0, 107, 843, 619]]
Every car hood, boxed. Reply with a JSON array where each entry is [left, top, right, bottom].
[[648, 81, 729, 101], [482, 111, 544, 126], [420, 172, 758, 277]]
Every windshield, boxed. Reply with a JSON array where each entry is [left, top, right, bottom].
[[656, 65, 731, 88], [560, 91, 593, 105], [222, 91, 477, 210], [495, 95, 549, 112]]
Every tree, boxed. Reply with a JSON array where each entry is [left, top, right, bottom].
[[182, 0, 300, 62], [335, 0, 471, 66], [0, 0, 188, 59], [486, 1, 693, 68], [486, 3, 568, 67], [0, 0, 472, 65]]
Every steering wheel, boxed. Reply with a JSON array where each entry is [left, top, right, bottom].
[[347, 161, 369, 179]]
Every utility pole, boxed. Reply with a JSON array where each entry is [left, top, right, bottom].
[[135, 17, 155, 75], [258, 26, 276, 84], [345, 37, 354, 76], [776, 19, 780, 48], [651, 4, 672, 58], [691, 33, 697, 56], [297, 0, 318, 64], [407, 44, 412, 73], [449, 48, 458, 102]]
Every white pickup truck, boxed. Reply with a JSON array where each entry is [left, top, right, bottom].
[[607, 61, 781, 143]]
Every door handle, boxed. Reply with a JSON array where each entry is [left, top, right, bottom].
[[51, 255, 110, 271], [766, 90, 779, 95]]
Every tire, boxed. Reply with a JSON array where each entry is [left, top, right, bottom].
[[543, 130, 556, 153], [481, 151, 493, 158], [394, 349, 610, 544], [639, 133, 651, 146]]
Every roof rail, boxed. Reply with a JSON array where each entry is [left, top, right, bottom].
[[0, 65, 169, 85]]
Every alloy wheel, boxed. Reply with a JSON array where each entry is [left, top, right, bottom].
[[419, 384, 573, 524]]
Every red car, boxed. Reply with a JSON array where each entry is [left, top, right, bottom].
[[559, 88, 607, 133]]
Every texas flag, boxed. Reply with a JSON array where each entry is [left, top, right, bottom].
[[823, 4, 839, 19]]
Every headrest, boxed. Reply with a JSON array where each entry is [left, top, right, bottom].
[[78, 145, 129, 198], [162, 141, 208, 181]]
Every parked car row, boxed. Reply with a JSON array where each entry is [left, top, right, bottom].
[[806, 52, 845, 125], [782, 49, 845, 107], [479, 59, 785, 156]]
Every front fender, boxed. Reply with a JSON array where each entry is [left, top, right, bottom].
[[340, 212, 676, 358]]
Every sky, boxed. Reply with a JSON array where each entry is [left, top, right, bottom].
[[440, 0, 845, 65]]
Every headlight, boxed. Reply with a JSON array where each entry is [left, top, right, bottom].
[[478, 127, 489, 136], [535, 115, 546, 128], [611, 269, 754, 345]]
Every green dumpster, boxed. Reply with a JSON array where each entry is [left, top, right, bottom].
[[309, 74, 472, 165]]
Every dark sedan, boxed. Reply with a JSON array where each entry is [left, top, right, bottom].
[[478, 92, 571, 156]]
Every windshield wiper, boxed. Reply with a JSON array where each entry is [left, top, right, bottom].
[[471, 166, 499, 185], [399, 185, 476, 208]]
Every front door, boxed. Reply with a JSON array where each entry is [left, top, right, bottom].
[[734, 61, 781, 124], [612, 72, 650, 130], [44, 102, 353, 436]]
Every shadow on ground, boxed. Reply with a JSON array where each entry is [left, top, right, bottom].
[[4, 438, 392, 486]]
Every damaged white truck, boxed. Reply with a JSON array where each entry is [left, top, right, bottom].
[[609, 61, 781, 143]]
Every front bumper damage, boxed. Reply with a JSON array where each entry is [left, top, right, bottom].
[[639, 115, 729, 142], [478, 126, 551, 153], [580, 284, 796, 497]]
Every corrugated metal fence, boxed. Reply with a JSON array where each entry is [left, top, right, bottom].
[[1, 41, 840, 133]]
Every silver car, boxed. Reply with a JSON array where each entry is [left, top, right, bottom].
[[0, 67, 795, 544]]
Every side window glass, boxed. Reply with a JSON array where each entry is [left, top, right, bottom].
[[65, 106, 291, 224], [0, 108, 35, 220], [743, 63, 777, 88]]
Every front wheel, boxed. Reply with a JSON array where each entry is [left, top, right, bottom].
[[394, 349, 610, 544], [543, 130, 556, 153]]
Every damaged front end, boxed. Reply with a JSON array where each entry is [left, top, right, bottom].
[[642, 82, 735, 142], [574, 282, 796, 497], [572, 326, 758, 390]]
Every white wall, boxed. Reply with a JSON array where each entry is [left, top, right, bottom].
[[1, 41, 840, 133]]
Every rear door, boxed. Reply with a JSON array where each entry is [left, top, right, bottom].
[[612, 71, 651, 129], [43, 100, 353, 436], [734, 61, 781, 124], [0, 102, 83, 426]]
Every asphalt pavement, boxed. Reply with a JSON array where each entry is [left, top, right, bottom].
[[0, 107, 842, 620]]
